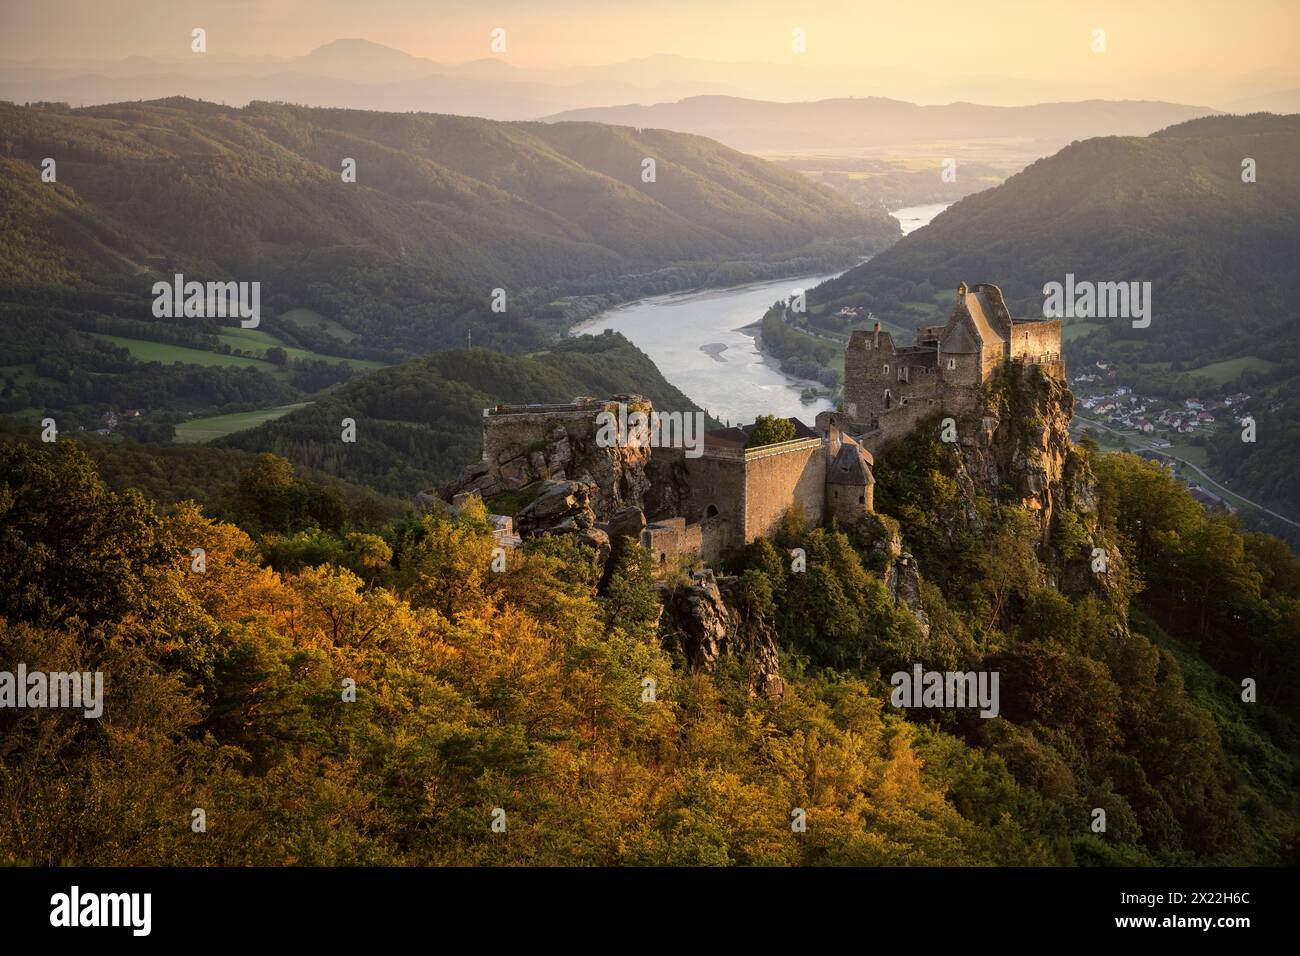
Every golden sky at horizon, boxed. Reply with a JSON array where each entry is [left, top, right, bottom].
[[2, 0, 1297, 105]]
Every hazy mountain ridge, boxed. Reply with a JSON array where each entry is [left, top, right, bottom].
[[0, 97, 893, 358], [541, 95, 1220, 152]]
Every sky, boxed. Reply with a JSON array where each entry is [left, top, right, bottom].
[[2, 0, 1297, 106]]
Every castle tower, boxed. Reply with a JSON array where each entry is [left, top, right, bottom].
[[825, 431, 875, 521]]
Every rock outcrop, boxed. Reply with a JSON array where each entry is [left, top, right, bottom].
[[853, 513, 931, 639], [515, 479, 597, 538], [442, 397, 653, 524], [946, 363, 1132, 608], [954, 363, 1090, 543], [659, 569, 784, 699]]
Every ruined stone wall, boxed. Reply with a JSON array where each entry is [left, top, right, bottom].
[[848, 357, 944, 428], [481, 408, 603, 467], [654, 450, 746, 553], [861, 380, 984, 455], [1008, 319, 1062, 363], [642, 517, 705, 564], [465, 400, 653, 521], [699, 515, 730, 562], [844, 330, 887, 424], [740, 438, 826, 542], [945, 348, 983, 387]]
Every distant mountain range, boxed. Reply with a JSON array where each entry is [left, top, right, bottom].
[[542, 96, 1220, 155], [7, 38, 1286, 125]]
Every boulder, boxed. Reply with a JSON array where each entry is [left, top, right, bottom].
[[515, 479, 597, 538], [605, 506, 647, 545]]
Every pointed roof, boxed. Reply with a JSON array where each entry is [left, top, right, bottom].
[[941, 318, 980, 354], [960, 287, 1005, 351], [827, 435, 875, 486]]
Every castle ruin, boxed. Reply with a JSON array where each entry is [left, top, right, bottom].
[[445, 281, 1062, 566], [824, 282, 1063, 453]]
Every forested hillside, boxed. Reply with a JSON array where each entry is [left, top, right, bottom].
[[1, 97, 893, 352], [217, 331, 708, 495], [0, 98, 893, 435], [2, 383, 1296, 865], [809, 114, 1299, 360]]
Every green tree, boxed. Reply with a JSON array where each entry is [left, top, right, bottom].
[[746, 415, 795, 448]]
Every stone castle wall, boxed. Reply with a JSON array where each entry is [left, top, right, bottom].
[[827, 480, 872, 522], [739, 437, 827, 542], [655, 448, 747, 554], [481, 404, 611, 466], [1009, 320, 1063, 363], [843, 330, 880, 422], [642, 517, 705, 564]]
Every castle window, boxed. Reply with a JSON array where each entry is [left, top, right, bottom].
[[859, 495, 865, 504], [947, 358, 956, 370], [901, 398, 909, 406], [882, 364, 889, 375], [883, 390, 892, 410], [704, 504, 719, 519]]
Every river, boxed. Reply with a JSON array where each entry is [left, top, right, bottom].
[[572, 203, 949, 425]]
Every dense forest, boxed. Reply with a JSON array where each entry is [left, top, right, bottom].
[[2, 387, 1297, 864]]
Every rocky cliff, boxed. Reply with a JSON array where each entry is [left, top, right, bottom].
[[658, 570, 785, 699], [853, 513, 932, 639], [951, 363, 1130, 603], [952, 363, 1083, 541]]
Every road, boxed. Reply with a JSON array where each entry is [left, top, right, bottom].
[[1074, 414, 1300, 530]]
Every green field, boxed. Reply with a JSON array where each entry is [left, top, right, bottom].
[[92, 334, 273, 369], [1184, 356, 1279, 386], [1137, 355, 1279, 385], [1, 363, 63, 386], [174, 403, 311, 443], [217, 327, 388, 369], [278, 307, 359, 344]]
